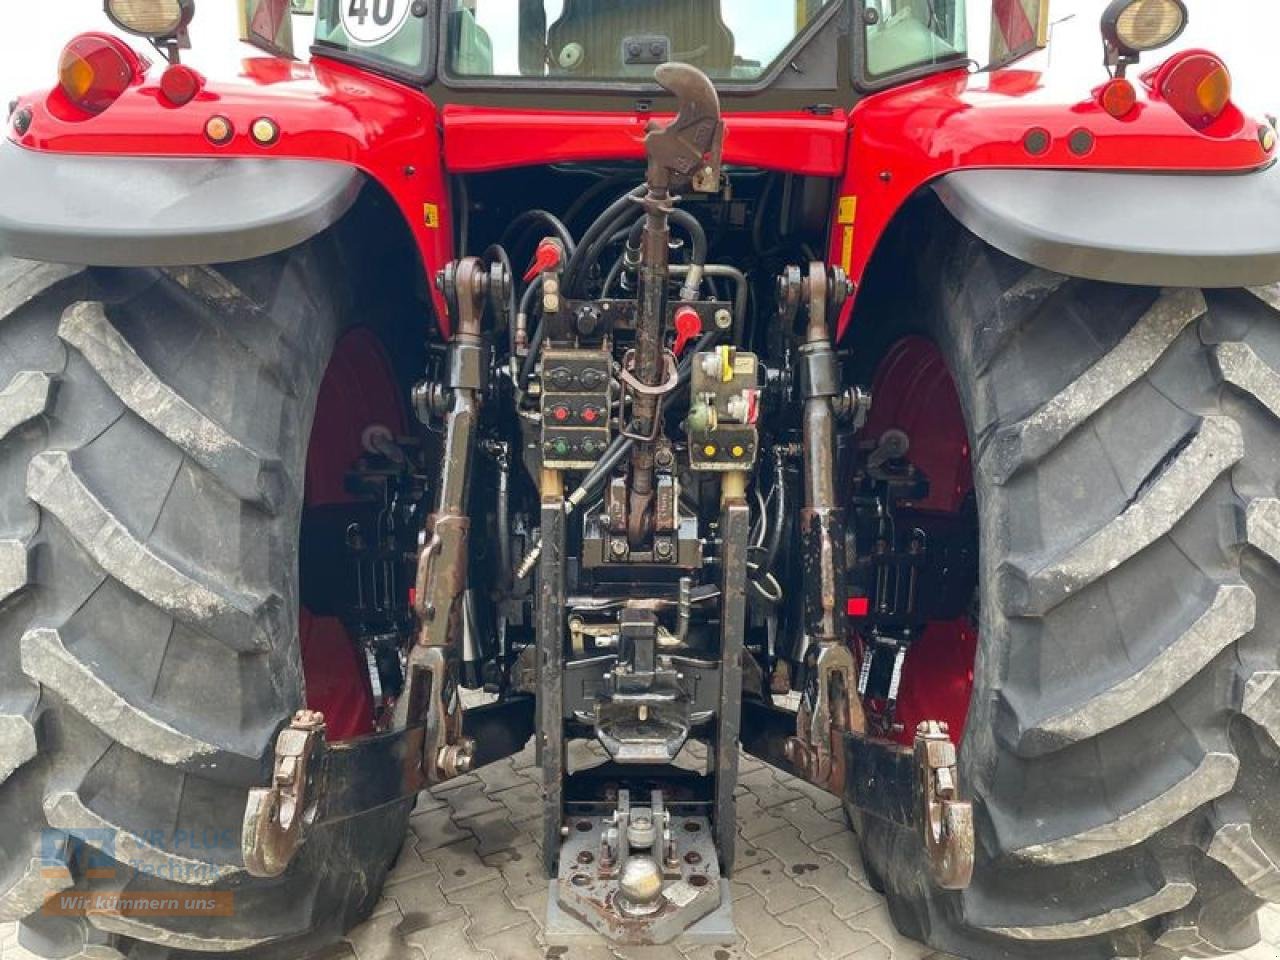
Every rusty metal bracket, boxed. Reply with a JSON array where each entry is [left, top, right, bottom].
[[785, 642, 864, 794], [645, 63, 724, 193], [243, 709, 327, 878], [915, 720, 974, 890], [403, 644, 475, 785]]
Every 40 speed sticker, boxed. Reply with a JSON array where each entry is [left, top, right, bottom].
[[341, 0, 412, 47]]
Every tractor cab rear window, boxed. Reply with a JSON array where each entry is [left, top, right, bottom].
[[446, 0, 837, 82], [314, 0, 431, 73], [861, 0, 968, 80]]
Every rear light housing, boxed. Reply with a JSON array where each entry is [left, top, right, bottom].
[[1151, 50, 1234, 131], [159, 64, 203, 106], [1099, 77, 1138, 119], [57, 33, 145, 115]]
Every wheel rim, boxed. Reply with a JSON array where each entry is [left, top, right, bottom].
[[300, 328, 407, 742], [858, 336, 977, 746]]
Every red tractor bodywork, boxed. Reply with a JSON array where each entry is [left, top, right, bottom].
[[9, 47, 1272, 339]]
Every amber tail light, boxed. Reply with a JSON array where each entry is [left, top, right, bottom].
[[1158, 51, 1233, 131], [58, 33, 143, 115]]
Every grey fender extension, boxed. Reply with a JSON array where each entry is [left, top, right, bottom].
[[0, 140, 364, 267], [933, 163, 1280, 288]]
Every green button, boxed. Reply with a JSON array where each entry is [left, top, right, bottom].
[[553, 439, 570, 456]]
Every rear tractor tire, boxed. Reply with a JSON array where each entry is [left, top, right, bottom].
[[852, 218, 1280, 959], [0, 251, 413, 959]]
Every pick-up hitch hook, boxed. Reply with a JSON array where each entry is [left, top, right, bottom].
[[625, 63, 726, 547]]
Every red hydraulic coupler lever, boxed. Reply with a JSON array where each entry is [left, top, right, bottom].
[[672, 306, 702, 357], [523, 238, 563, 282]]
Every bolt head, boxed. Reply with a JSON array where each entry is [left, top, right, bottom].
[[714, 308, 733, 330], [610, 537, 629, 558]]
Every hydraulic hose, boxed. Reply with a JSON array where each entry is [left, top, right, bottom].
[[625, 208, 707, 301], [514, 432, 636, 580], [563, 185, 645, 296], [500, 209, 576, 257], [482, 244, 517, 357], [515, 277, 544, 391]]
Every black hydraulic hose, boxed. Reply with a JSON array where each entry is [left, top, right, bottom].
[[675, 330, 720, 391], [563, 185, 645, 295], [624, 208, 707, 268], [568, 434, 635, 511], [602, 254, 626, 297], [482, 244, 516, 356], [762, 448, 787, 571], [500, 209, 576, 257], [516, 277, 544, 392], [514, 432, 637, 579], [569, 206, 644, 297]]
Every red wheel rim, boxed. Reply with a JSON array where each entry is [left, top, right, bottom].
[[858, 336, 977, 746], [299, 328, 407, 741]]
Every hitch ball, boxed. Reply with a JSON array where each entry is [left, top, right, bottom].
[[618, 855, 664, 917]]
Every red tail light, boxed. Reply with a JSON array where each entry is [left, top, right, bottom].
[[1099, 77, 1137, 119], [1158, 52, 1233, 130], [58, 33, 142, 114], [160, 64, 203, 106]]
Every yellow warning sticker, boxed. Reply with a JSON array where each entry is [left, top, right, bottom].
[[837, 196, 858, 225], [423, 203, 440, 229], [840, 225, 855, 274]]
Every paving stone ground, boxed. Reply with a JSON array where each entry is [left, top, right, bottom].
[[2, 739, 1279, 960]]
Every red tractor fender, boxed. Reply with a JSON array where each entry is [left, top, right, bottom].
[[4, 56, 455, 329], [830, 64, 1279, 339]]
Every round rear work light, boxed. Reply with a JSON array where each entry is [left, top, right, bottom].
[[1101, 0, 1188, 55], [104, 0, 195, 40], [58, 33, 140, 114]]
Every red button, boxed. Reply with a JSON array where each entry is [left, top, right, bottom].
[[553, 406, 570, 422], [581, 407, 599, 423]]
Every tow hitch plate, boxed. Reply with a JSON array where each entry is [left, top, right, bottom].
[[547, 790, 734, 945]]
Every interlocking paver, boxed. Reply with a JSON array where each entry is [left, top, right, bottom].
[[494, 780, 545, 822], [734, 891, 806, 957], [485, 841, 546, 897], [475, 758, 532, 795], [403, 914, 494, 960], [430, 838, 493, 894], [341, 904, 426, 960], [845, 905, 931, 960], [382, 868, 465, 933], [774, 897, 878, 960], [443, 779, 506, 822], [734, 856, 823, 915], [736, 791, 793, 841], [445, 876, 529, 939], [465, 809, 523, 857], [773, 796, 849, 845], [408, 805, 472, 851], [739, 766, 805, 810]]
